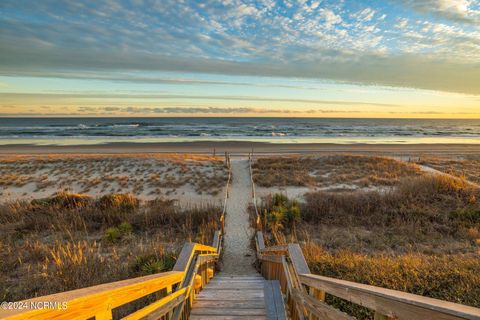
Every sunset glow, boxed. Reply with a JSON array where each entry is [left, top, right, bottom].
[[1, 0, 479, 117]]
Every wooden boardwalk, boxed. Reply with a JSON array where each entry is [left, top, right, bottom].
[[190, 274, 286, 320], [2, 154, 480, 320]]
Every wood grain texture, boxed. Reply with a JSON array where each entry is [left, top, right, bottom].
[[0, 272, 183, 320], [287, 244, 310, 276], [256, 231, 265, 250], [123, 287, 187, 320], [191, 275, 269, 320], [300, 274, 480, 320], [264, 280, 287, 320], [291, 288, 353, 320]]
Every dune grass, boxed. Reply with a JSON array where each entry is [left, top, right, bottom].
[[0, 192, 221, 301], [302, 242, 480, 319], [0, 154, 228, 198], [252, 154, 423, 188], [417, 156, 480, 185], [254, 173, 480, 317]]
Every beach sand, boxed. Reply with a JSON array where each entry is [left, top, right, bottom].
[[2, 142, 478, 203], [0, 153, 228, 205], [1, 141, 480, 156]]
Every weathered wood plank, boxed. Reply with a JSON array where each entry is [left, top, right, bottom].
[[206, 283, 265, 289], [0, 272, 183, 320], [256, 231, 265, 250], [191, 308, 267, 316], [260, 245, 288, 254], [287, 244, 310, 276], [291, 288, 353, 320], [264, 281, 276, 320], [193, 300, 266, 309], [214, 275, 263, 278], [123, 287, 186, 320], [260, 255, 283, 264], [190, 316, 267, 320], [214, 276, 263, 280], [209, 279, 265, 283], [300, 274, 480, 320], [271, 280, 286, 320], [212, 231, 221, 250], [173, 242, 196, 272], [193, 243, 218, 253], [196, 291, 265, 300]]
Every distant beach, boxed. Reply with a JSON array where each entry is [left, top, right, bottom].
[[1, 117, 479, 146]]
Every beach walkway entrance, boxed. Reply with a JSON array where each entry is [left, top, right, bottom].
[[221, 159, 256, 275], [189, 159, 284, 319], [2, 154, 479, 320]]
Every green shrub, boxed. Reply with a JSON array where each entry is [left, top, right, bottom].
[[263, 194, 301, 231], [131, 253, 176, 275], [103, 222, 133, 243], [103, 227, 121, 243], [118, 222, 133, 234]]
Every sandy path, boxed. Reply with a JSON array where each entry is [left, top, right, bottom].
[[221, 159, 257, 275], [393, 156, 480, 188]]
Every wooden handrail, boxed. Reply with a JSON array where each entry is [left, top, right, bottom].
[[300, 273, 480, 320], [260, 245, 288, 254], [249, 153, 261, 230], [0, 271, 183, 320], [254, 232, 480, 320], [0, 241, 221, 320], [0, 154, 231, 320]]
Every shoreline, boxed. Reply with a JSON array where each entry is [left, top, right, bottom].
[[1, 141, 480, 155]]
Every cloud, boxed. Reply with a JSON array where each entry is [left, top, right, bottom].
[[0, 0, 479, 95], [2, 105, 367, 115], [1, 92, 400, 107], [397, 0, 480, 24], [352, 8, 376, 22], [1, 41, 478, 94], [395, 17, 409, 29], [319, 9, 342, 29], [0, 70, 323, 90], [4, 105, 479, 116]]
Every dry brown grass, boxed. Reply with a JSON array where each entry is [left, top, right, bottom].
[[254, 173, 480, 315], [252, 155, 423, 188], [297, 174, 480, 254], [417, 156, 480, 185], [302, 241, 480, 319], [0, 193, 221, 301], [0, 154, 228, 198]]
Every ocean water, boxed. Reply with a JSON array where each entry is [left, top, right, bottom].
[[0, 117, 479, 145]]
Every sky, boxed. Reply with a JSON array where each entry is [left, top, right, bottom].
[[0, 0, 479, 118]]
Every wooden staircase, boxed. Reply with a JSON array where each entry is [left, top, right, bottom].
[[190, 274, 286, 320], [2, 154, 480, 320]]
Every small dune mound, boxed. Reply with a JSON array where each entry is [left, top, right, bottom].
[[96, 193, 139, 211], [31, 192, 91, 209]]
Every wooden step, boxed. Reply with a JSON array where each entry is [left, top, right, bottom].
[[206, 282, 265, 289], [190, 275, 286, 320], [196, 289, 265, 300], [193, 300, 266, 309], [190, 316, 267, 320], [191, 308, 267, 316]]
